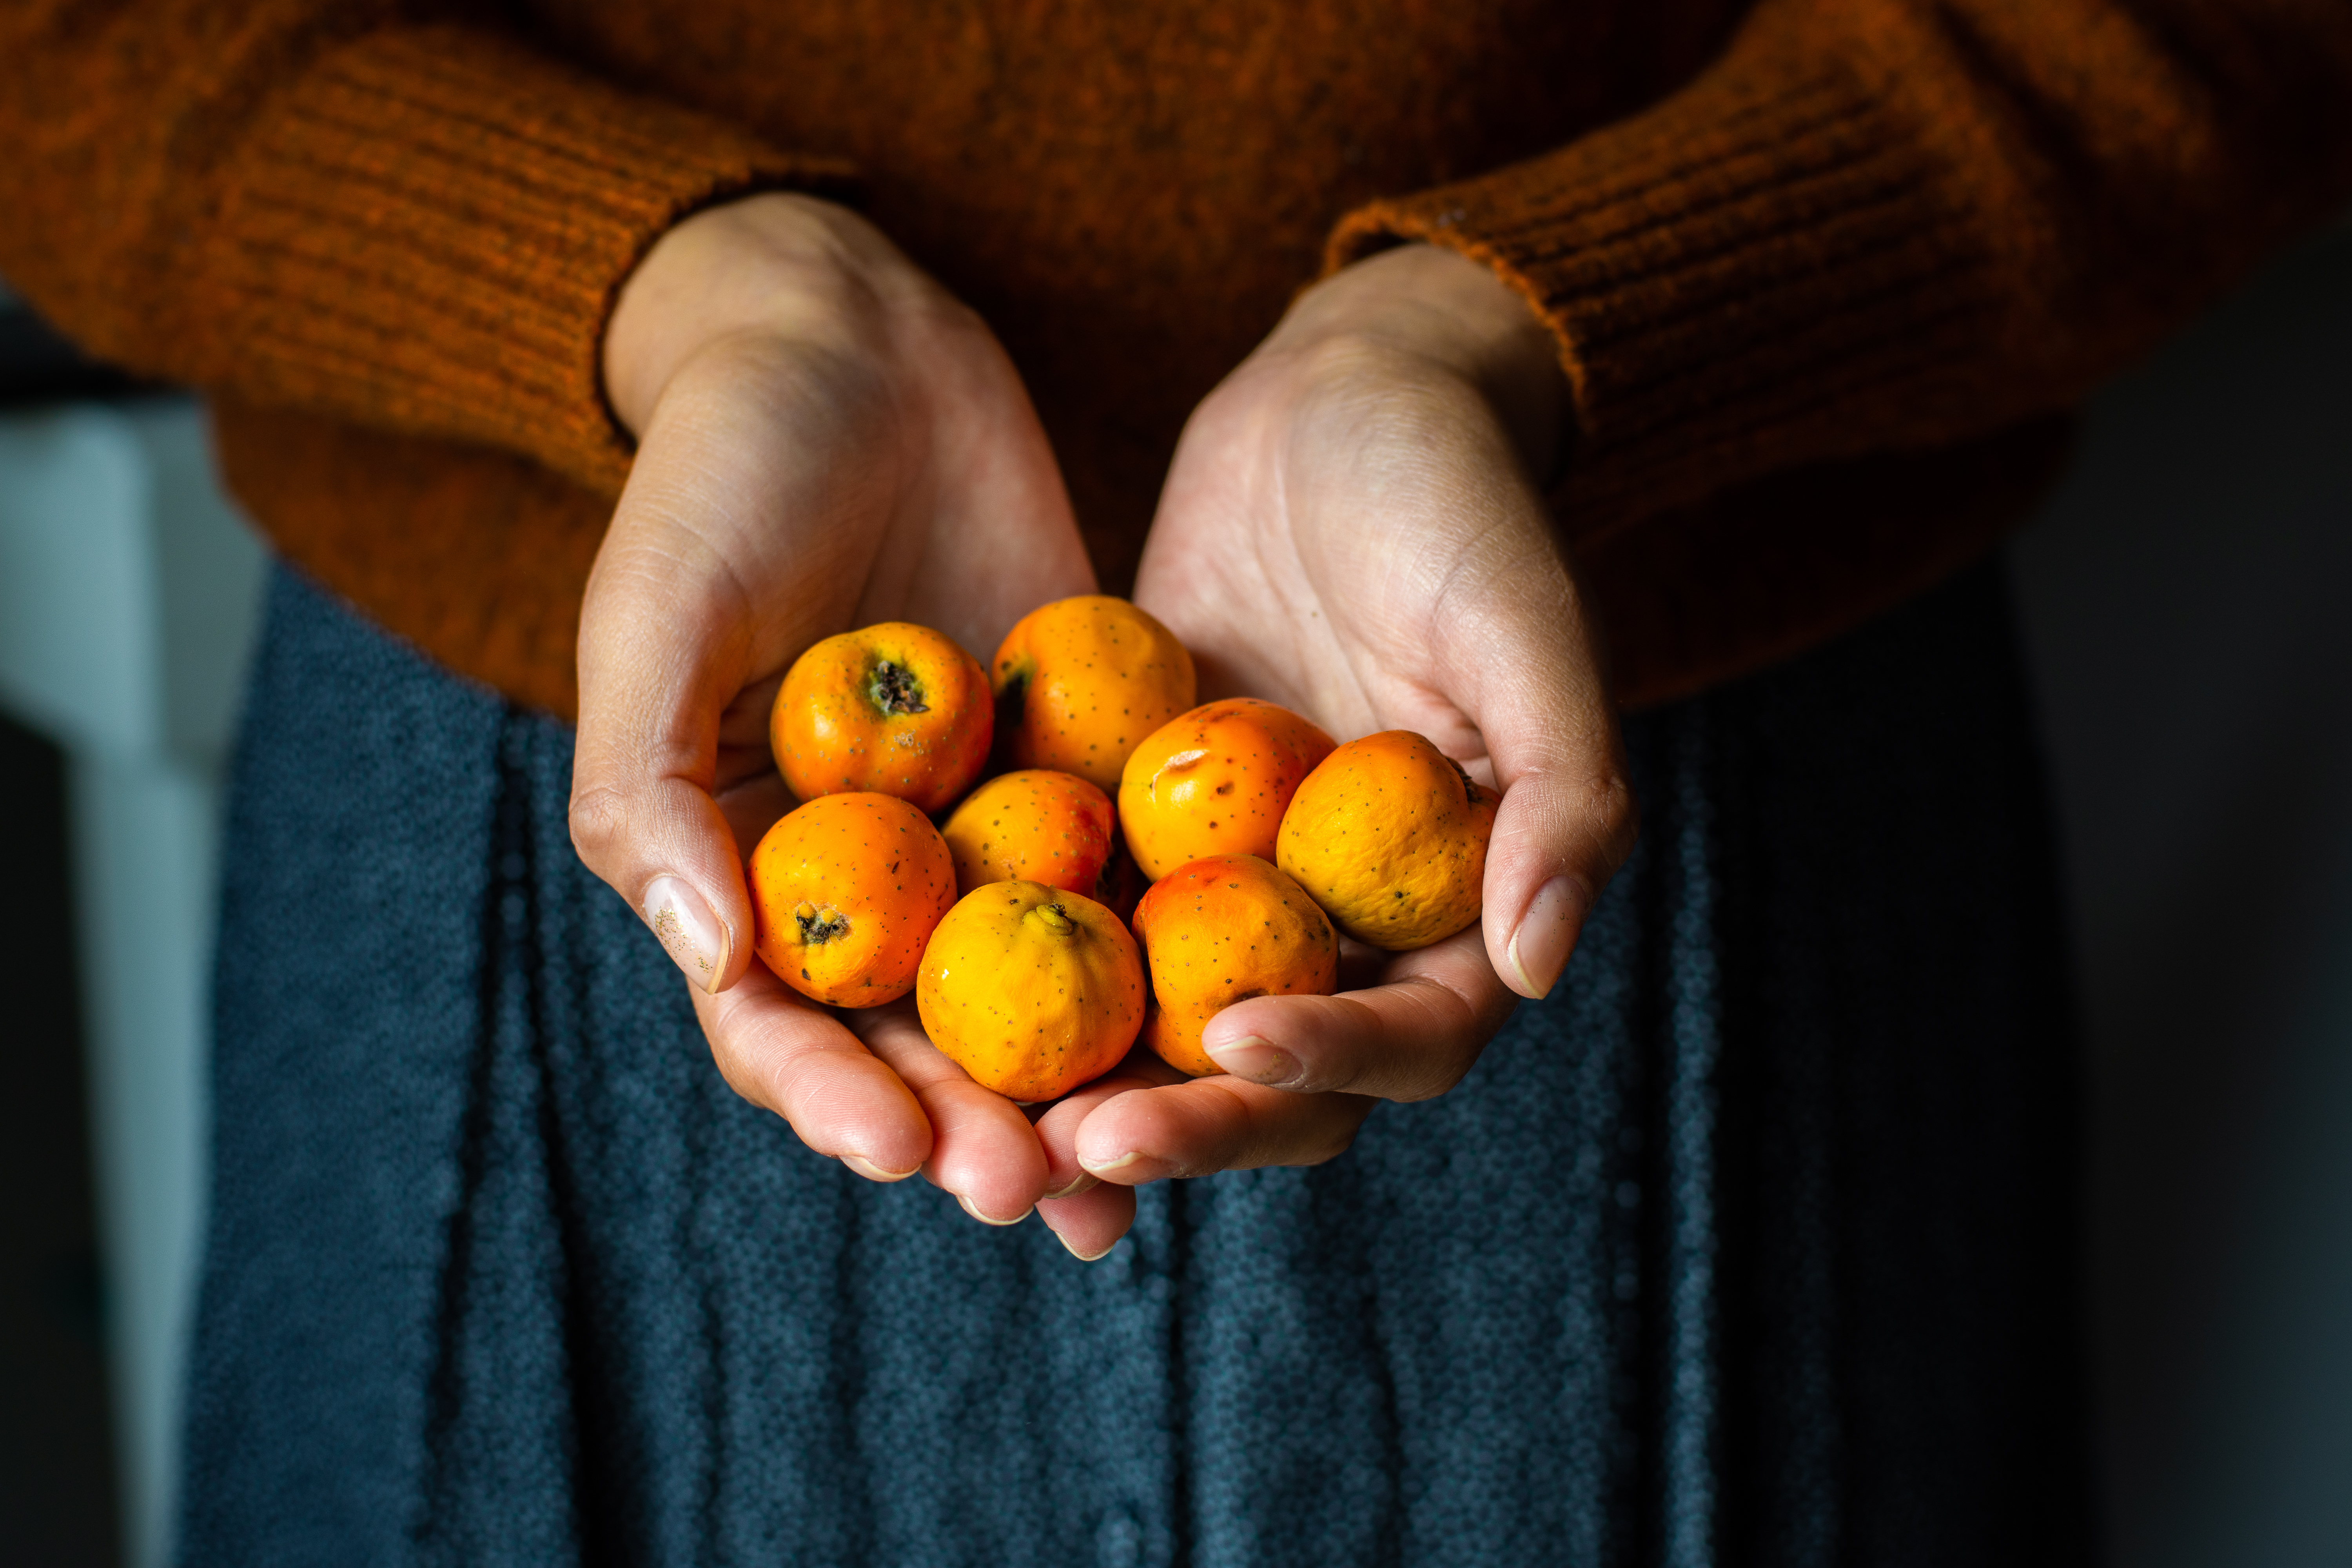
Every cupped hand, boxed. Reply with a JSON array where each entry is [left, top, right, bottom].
[[1036, 243, 1639, 1261], [569, 193, 1094, 1219]]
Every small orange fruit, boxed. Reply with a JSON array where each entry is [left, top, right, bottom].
[[1131, 855, 1338, 1077], [940, 769, 1115, 897], [1276, 731, 1501, 950], [992, 595, 1197, 793], [749, 792, 958, 1007], [917, 882, 1146, 1101], [1118, 698, 1336, 881], [772, 622, 992, 814]]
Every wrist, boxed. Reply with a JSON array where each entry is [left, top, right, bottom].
[[1274, 244, 1572, 483], [603, 192, 923, 436]]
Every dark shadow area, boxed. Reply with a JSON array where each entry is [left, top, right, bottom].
[[0, 710, 122, 1567], [0, 299, 150, 409], [2011, 218, 2352, 1566]]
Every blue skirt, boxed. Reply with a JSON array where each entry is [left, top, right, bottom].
[[180, 563, 2091, 1566]]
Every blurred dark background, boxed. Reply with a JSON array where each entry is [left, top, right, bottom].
[[2, 214, 2347, 1565], [0, 706, 118, 1568], [2011, 213, 2352, 1567]]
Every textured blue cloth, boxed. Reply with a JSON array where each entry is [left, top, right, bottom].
[[180, 562, 2091, 1566]]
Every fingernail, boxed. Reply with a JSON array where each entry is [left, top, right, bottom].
[[956, 1192, 1033, 1227], [1205, 1036, 1299, 1086], [642, 874, 730, 994], [1043, 1173, 1099, 1201], [1078, 1149, 1165, 1182], [1505, 876, 1587, 1000], [1057, 1230, 1118, 1263], [842, 1154, 918, 1183]]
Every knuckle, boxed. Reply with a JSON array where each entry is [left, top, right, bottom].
[[1389, 1060, 1470, 1105], [1288, 330, 1405, 397], [1290, 336, 1479, 442], [567, 783, 637, 875], [760, 1046, 819, 1118], [704, 1025, 770, 1114], [1581, 767, 1641, 867]]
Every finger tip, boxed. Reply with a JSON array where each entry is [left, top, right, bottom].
[[955, 1191, 1036, 1227], [1042, 1172, 1099, 1201], [642, 872, 738, 993], [833, 1091, 934, 1179], [843, 1149, 918, 1182], [1040, 1184, 1135, 1261], [710, 918, 754, 993], [1496, 935, 1546, 1001], [853, 1135, 934, 1184], [925, 1128, 1049, 1224], [1502, 875, 1587, 1000], [1202, 1035, 1301, 1087], [1078, 1145, 1180, 1186]]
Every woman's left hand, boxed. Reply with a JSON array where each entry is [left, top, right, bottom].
[[1032, 243, 1640, 1259]]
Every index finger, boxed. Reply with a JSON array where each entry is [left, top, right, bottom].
[[1195, 924, 1520, 1098], [1427, 518, 1637, 1002], [691, 957, 934, 1179], [571, 343, 886, 998]]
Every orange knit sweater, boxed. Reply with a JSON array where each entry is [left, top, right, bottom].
[[4, 0, 2349, 716]]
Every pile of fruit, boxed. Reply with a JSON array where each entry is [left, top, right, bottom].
[[751, 596, 1499, 1101]]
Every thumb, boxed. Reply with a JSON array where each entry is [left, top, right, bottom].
[[1439, 525, 1638, 1001], [570, 474, 769, 996]]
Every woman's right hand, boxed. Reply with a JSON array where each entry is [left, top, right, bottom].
[[569, 192, 1097, 1221]]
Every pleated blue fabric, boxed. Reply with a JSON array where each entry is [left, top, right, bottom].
[[179, 562, 2092, 1567]]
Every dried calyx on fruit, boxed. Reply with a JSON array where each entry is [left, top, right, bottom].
[[869, 660, 928, 715], [771, 622, 991, 814], [748, 792, 957, 1007], [793, 902, 850, 944]]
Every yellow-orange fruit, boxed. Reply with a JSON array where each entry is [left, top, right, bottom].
[[771, 622, 992, 814], [992, 595, 1196, 792], [749, 792, 958, 1006], [1131, 855, 1338, 1077], [1276, 730, 1501, 950], [940, 769, 1115, 897], [1118, 699, 1335, 881], [917, 882, 1145, 1101]]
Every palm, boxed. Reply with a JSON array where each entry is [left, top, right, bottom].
[[1134, 350, 1549, 785], [667, 339, 1095, 1220], [573, 201, 1099, 1220], [1024, 250, 1652, 1260], [662, 316, 1096, 804]]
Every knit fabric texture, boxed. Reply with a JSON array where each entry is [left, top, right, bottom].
[[181, 561, 2089, 1564], [5, 0, 2352, 711]]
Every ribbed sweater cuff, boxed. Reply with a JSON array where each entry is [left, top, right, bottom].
[[200, 25, 855, 496], [1328, 45, 2007, 537]]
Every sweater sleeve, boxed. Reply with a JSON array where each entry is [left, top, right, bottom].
[[0, 3, 853, 498], [1328, 0, 2352, 538]]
